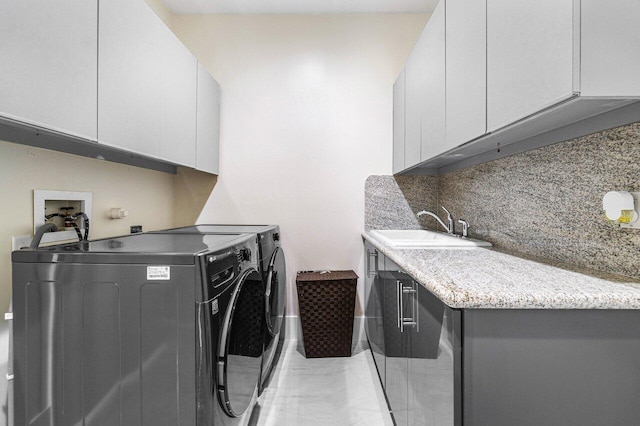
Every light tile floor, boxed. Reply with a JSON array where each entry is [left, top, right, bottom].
[[249, 341, 394, 426]]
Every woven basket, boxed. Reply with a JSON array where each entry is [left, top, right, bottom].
[[296, 270, 358, 358]]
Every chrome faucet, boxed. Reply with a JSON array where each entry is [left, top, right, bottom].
[[417, 206, 455, 234]]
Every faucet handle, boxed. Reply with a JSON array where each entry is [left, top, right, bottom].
[[458, 219, 469, 238], [441, 206, 455, 234]]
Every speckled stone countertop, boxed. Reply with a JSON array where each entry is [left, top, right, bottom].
[[363, 231, 640, 309]]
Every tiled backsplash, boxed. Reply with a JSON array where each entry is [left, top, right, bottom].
[[367, 122, 640, 279]]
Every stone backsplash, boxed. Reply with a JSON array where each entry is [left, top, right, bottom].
[[364, 175, 437, 231], [367, 122, 640, 279]]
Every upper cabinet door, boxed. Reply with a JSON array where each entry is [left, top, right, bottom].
[[486, 0, 575, 132], [580, 0, 640, 97], [99, 0, 164, 158], [420, 0, 446, 161], [196, 63, 221, 175], [404, 34, 428, 169], [0, 0, 97, 140], [99, 0, 196, 166], [157, 27, 197, 168], [445, 0, 486, 151], [392, 68, 406, 174]]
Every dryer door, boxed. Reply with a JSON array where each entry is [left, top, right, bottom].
[[217, 268, 264, 417], [265, 247, 286, 338]]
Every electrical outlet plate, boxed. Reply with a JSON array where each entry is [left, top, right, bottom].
[[12, 235, 32, 251]]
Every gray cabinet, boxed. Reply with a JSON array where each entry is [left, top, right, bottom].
[[364, 240, 640, 425], [364, 241, 386, 388], [196, 63, 221, 174], [381, 263, 410, 425], [0, 0, 98, 141], [365, 246, 460, 426], [463, 309, 640, 425]]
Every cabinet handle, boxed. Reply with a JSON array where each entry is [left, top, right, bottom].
[[401, 282, 418, 329], [414, 281, 419, 332], [367, 249, 378, 277], [397, 279, 402, 331]]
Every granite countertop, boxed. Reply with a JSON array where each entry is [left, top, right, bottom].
[[363, 231, 640, 309]]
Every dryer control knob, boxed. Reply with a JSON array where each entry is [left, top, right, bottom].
[[240, 248, 252, 262]]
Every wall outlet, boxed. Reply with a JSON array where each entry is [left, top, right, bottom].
[[12, 235, 32, 251], [130, 225, 143, 234]]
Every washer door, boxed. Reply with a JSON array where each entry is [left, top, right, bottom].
[[265, 247, 286, 337], [218, 268, 264, 417]]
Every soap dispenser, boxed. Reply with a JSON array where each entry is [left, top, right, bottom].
[[603, 191, 639, 226]]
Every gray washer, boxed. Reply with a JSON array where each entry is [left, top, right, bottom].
[[153, 225, 287, 395], [12, 232, 263, 426]]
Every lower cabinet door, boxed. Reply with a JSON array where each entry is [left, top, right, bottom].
[[382, 258, 411, 425], [409, 285, 459, 425], [375, 252, 462, 425], [364, 243, 386, 388]]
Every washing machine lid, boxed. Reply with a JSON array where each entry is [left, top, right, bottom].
[[12, 233, 253, 264], [217, 268, 264, 417], [156, 224, 278, 234], [265, 247, 286, 337]]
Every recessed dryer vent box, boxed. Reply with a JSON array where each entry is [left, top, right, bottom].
[[34, 190, 92, 245]]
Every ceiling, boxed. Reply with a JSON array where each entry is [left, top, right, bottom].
[[159, 0, 437, 15]]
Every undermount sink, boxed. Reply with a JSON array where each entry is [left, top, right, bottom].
[[370, 229, 492, 249]]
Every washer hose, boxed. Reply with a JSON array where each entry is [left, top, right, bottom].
[[30, 223, 58, 249]]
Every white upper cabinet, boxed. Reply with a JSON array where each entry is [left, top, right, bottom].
[[393, 0, 640, 174], [445, 0, 486, 151], [404, 32, 428, 169], [157, 27, 197, 168], [99, 0, 164, 158], [196, 63, 221, 175], [99, 0, 197, 167], [420, 0, 446, 161], [393, 68, 406, 174], [0, 0, 97, 140], [486, 0, 575, 132], [580, 0, 640, 97]]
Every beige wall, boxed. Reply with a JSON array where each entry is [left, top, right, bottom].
[[0, 140, 178, 313], [171, 14, 428, 315]]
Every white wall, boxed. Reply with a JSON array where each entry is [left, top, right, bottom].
[[172, 14, 427, 315]]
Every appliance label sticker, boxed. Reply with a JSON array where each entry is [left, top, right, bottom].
[[147, 266, 171, 280]]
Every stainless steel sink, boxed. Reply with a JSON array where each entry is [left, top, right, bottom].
[[370, 229, 492, 249]]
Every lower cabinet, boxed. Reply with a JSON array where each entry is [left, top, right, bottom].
[[364, 241, 461, 425], [364, 240, 640, 425], [365, 241, 386, 388]]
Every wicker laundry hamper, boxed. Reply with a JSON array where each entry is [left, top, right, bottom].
[[296, 270, 358, 358]]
